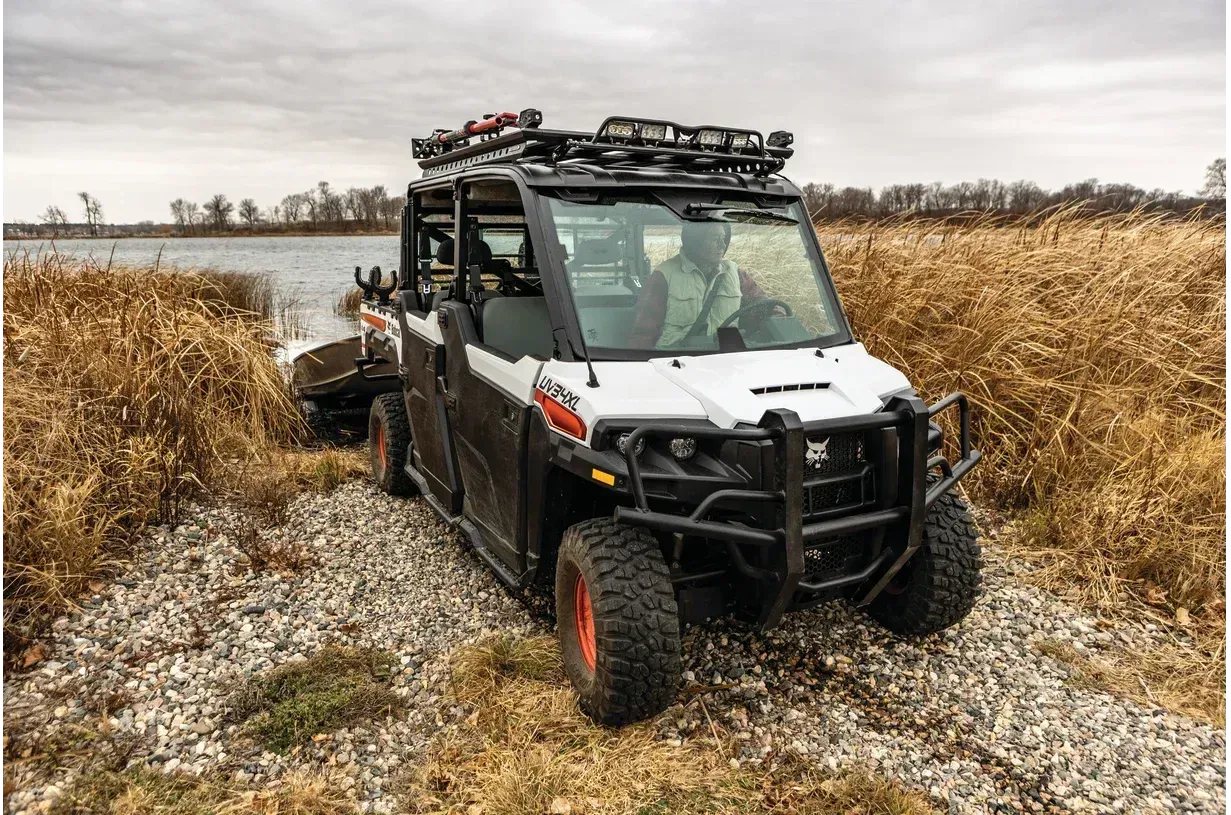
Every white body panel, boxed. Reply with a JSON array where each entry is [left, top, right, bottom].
[[534, 344, 912, 445], [467, 346, 543, 404], [402, 308, 443, 344], [359, 301, 404, 359]]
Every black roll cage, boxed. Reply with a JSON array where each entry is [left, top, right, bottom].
[[400, 164, 855, 364]]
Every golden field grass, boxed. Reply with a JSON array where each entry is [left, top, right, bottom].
[[399, 635, 937, 815], [817, 210, 1225, 720], [2, 253, 304, 647]]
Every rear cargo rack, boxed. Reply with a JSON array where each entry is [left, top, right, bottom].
[[411, 109, 795, 179]]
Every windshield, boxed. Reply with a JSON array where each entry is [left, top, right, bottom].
[[542, 195, 849, 357]]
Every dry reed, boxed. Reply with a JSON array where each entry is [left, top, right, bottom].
[[401, 635, 937, 815], [2, 252, 302, 645], [818, 210, 1224, 609], [334, 287, 363, 319], [816, 209, 1224, 713], [49, 767, 356, 814]]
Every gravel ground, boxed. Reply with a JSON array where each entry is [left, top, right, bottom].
[[4, 481, 1224, 814]]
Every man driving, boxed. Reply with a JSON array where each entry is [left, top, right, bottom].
[[629, 221, 772, 349]]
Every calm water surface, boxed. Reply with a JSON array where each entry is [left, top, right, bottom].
[[4, 235, 399, 342]]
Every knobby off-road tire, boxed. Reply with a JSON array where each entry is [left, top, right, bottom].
[[556, 519, 681, 725], [368, 393, 415, 496], [868, 487, 982, 635]]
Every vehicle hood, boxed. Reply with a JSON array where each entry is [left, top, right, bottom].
[[648, 345, 911, 427], [537, 344, 912, 443]]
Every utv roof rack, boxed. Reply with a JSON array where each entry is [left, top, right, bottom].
[[411, 109, 795, 179]]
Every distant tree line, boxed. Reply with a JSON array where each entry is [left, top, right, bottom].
[[21, 192, 106, 238], [802, 158, 1226, 221], [8, 159, 1224, 239], [167, 182, 407, 235]]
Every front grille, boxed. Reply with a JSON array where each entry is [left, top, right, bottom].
[[803, 537, 862, 577], [804, 432, 863, 476], [802, 479, 861, 515], [801, 432, 870, 518]]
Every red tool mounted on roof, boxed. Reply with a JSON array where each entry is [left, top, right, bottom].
[[412, 109, 543, 159]]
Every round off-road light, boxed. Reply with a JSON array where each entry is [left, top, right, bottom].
[[605, 121, 636, 139], [669, 437, 697, 461], [615, 432, 646, 458]]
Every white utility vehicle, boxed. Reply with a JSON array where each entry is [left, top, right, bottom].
[[337, 110, 983, 724]]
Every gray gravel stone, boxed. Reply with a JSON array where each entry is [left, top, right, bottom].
[[3, 483, 1223, 815]]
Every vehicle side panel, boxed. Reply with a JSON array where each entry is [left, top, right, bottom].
[[401, 309, 463, 512]]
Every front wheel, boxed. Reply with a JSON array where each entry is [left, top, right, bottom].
[[868, 488, 982, 635], [555, 519, 681, 725]]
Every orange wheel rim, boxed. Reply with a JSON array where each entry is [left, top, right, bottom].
[[375, 423, 387, 470], [574, 573, 597, 671]]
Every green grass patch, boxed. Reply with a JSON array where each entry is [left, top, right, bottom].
[[228, 645, 400, 753]]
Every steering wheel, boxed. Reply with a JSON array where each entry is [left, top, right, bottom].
[[717, 298, 793, 330]]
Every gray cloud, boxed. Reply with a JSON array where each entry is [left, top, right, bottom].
[[4, 0, 1224, 222]]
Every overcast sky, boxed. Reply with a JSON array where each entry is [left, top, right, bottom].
[[3, 0, 1225, 223]]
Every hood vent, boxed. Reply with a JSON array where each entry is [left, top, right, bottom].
[[751, 382, 829, 396]]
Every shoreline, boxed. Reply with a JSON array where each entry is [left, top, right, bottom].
[[4, 230, 400, 242]]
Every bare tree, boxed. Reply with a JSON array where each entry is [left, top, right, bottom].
[[265, 204, 281, 225], [203, 194, 234, 231], [78, 192, 104, 236], [1200, 158, 1226, 199], [303, 189, 320, 229], [280, 193, 304, 225], [40, 205, 69, 236], [238, 198, 260, 228], [1007, 180, 1045, 213], [343, 188, 364, 223], [169, 199, 188, 232], [317, 181, 344, 225], [381, 194, 405, 230], [185, 201, 201, 233]]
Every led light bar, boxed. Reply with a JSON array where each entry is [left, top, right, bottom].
[[605, 120, 636, 139], [640, 122, 668, 141], [698, 129, 725, 147], [729, 133, 750, 150]]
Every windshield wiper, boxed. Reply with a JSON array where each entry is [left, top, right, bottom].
[[682, 203, 799, 225]]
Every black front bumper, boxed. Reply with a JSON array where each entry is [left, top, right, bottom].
[[612, 394, 981, 629]]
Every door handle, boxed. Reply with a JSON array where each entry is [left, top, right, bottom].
[[437, 375, 456, 409]]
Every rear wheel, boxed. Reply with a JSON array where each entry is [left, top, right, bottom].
[[868, 488, 982, 635], [369, 393, 415, 496], [555, 519, 681, 725]]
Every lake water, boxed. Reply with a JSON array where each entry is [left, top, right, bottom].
[[3, 235, 399, 342]]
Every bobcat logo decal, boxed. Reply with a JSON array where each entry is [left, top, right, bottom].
[[805, 437, 830, 469]]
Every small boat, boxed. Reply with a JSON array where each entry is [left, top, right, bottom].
[[290, 334, 398, 422]]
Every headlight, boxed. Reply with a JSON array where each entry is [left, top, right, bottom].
[[614, 432, 646, 458], [668, 437, 697, 461]]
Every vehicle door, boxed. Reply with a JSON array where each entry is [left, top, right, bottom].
[[400, 191, 464, 516], [437, 191, 554, 577]]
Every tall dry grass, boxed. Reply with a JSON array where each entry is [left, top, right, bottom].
[[3, 252, 302, 644], [814, 210, 1225, 711]]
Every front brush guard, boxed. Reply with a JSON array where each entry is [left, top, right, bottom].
[[612, 393, 982, 630]]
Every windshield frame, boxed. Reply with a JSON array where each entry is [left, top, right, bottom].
[[534, 189, 854, 361]]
